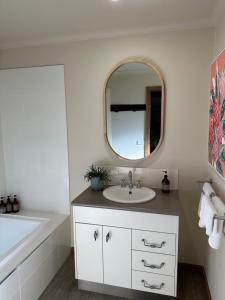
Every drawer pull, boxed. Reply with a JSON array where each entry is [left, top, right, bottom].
[[141, 280, 165, 290], [94, 230, 98, 241], [141, 239, 166, 248], [141, 259, 165, 269]]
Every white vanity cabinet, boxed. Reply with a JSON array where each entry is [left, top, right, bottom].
[[73, 205, 179, 298]]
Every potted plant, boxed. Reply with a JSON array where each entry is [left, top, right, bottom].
[[84, 164, 110, 191]]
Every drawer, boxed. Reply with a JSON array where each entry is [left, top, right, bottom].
[[132, 250, 176, 276], [132, 230, 176, 255], [132, 270, 175, 296]]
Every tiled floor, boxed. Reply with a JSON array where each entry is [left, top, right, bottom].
[[39, 255, 210, 300]]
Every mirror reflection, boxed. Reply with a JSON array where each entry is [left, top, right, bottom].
[[105, 61, 164, 160]]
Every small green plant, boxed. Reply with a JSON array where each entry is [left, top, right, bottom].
[[84, 164, 110, 184]]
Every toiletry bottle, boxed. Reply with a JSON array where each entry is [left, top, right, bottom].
[[3, 197, 7, 213], [162, 171, 170, 193], [12, 195, 20, 213], [6, 195, 12, 213], [0, 199, 3, 214], [0, 197, 6, 214]]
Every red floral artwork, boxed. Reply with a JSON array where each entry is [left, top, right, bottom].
[[208, 49, 225, 178]]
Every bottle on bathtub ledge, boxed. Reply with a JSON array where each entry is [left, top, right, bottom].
[[0, 197, 7, 214], [6, 195, 13, 213], [0, 194, 20, 213], [12, 195, 20, 213]]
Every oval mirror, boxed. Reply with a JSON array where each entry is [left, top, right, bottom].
[[104, 58, 165, 160]]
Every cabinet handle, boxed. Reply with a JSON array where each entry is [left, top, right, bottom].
[[141, 259, 165, 269], [94, 230, 98, 241], [106, 232, 111, 242], [141, 239, 166, 248], [141, 280, 165, 290]]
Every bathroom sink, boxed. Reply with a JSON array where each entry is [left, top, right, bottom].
[[103, 185, 156, 204]]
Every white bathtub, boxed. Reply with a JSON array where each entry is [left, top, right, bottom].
[[0, 211, 70, 300], [0, 215, 48, 268]]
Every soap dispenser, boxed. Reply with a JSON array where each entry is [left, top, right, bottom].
[[162, 171, 170, 193]]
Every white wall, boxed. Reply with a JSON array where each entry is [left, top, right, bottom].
[[0, 28, 213, 264], [0, 116, 6, 195], [0, 66, 70, 214], [109, 73, 160, 105], [204, 14, 225, 300]]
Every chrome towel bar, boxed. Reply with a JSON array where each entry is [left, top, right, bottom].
[[214, 214, 225, 221]]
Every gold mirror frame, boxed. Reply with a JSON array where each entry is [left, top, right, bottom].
[[103, 57, 165, 161]]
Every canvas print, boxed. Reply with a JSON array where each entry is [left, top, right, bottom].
[[208, 49, 225, 178]]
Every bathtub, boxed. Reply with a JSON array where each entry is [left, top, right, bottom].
[[0, 215, 48, 268], [0, 211, 70, 300]]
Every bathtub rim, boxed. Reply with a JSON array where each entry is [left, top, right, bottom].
[[0, 214, 49, 268], [0, 210, 70, 284]]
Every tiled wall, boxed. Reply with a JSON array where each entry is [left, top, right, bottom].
[[102, 166, 179, 190]]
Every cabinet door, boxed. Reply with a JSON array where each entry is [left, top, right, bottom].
[[75, 223, 103, 283], [103, 226, 131, 288]]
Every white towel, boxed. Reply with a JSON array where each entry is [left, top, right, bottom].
[[198, 193, 217, 235], [205, 197, 217, 236], [202, 182, 215, 197], [198, 193, 206, 227], [208, 196, 225, 250]]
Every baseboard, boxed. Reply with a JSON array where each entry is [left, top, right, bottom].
[[202, 267, 212, 300], [179, 263, 212, 300], [178, 262, 203, 270]]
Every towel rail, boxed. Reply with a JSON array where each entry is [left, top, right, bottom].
[[197, 179, 225, 221], [197, 179, 213, 185], [214, 214, 225, 221]]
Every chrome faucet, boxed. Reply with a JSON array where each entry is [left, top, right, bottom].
[[128, 170, 133, 191]]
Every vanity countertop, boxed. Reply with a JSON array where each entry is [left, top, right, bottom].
[[71, 187, 181, 216]]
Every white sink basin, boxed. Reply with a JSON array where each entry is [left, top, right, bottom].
[[103, 185, 156, 204]]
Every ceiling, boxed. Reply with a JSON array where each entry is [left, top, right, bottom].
[[0, 0, 222, 48]]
